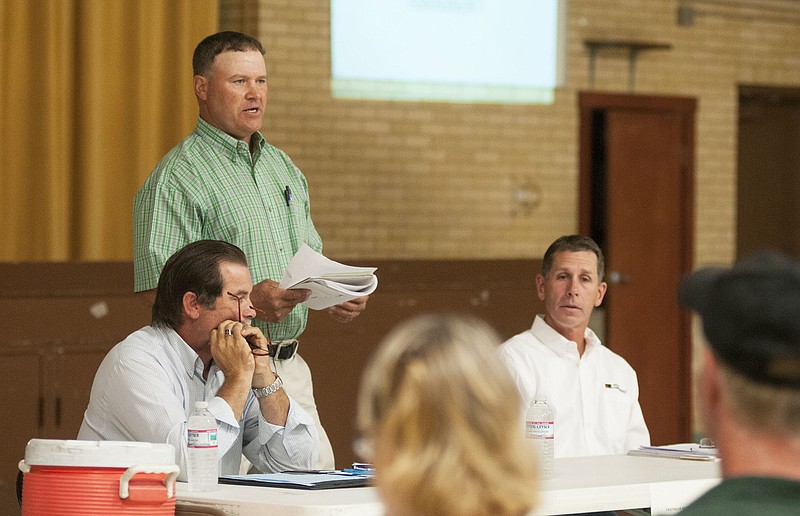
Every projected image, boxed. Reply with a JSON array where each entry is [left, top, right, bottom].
[[331, 0, 564, 104]]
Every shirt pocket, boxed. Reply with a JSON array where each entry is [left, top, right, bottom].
[[284, 188, 318, 247], [598, 385, 633, 452]]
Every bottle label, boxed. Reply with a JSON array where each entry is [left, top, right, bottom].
[[525, 420, 554, 439], [188, 428, 218, 449]]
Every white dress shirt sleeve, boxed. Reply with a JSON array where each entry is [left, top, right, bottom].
[[240, 393, 319, 472]]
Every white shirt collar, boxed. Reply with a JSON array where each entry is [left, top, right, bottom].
[[530, 315, 602, 359], [153, 325, 204, 379]]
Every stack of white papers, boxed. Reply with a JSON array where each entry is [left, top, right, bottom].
[[279, 244, 378, 310], [628, 443, 719, 461]]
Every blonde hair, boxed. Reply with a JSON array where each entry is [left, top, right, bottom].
[[357, 314, 537, 516]]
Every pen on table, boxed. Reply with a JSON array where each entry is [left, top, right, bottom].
[[284, 185, 292, 207]]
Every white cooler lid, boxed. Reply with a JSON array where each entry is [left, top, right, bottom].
[[25, 439, 176, 468]]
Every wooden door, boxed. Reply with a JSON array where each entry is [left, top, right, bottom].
[[579, 93, 695, 446]]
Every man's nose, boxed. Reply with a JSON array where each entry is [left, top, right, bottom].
[[566, 279, 578, 296], [245, 83, 261, 98], [242, 301, 257, 321]]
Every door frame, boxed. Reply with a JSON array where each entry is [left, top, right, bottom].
[[578, 91, 696, 442]]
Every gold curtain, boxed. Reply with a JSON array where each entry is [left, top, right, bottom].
[[0, 0, 217, 261]]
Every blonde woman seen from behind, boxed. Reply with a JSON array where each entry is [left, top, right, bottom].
[[357, 314, 538, 516]]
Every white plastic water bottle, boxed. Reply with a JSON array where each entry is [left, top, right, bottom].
[[187, 401, 218, 491], [525, 395, 554, 479]]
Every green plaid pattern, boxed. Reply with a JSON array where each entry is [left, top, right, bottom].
[[133, 118, 322, 339]]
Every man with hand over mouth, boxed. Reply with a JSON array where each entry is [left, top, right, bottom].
[[79, 240, 318, 478]]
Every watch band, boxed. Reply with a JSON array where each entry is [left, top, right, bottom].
[[252, 375, 283, 398]]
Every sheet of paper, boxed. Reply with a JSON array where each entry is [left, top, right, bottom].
[[628, 443, 719, 461], [279, 244, 378, 310]]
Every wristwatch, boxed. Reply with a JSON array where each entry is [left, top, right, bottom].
[[252, 375, 283, 398]]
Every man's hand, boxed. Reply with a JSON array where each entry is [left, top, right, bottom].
[[250, 278, 311, 323], [210, 320, 256, 420], [241, 323, 290, 426], [240, 325, 277, 387], [210, 321, 255, 380], [326, 295, 369, 323]]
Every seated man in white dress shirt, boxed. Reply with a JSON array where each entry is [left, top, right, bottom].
[[78, 240, 318, 478], [500, 235, 650, 457]]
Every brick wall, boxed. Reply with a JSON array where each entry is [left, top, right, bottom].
[[220, 0, 800, 435], [220, 0, 800, 266]]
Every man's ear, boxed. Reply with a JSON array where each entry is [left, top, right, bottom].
[[698, 347, 722, 436], [182, 291, 202, 321], [536, 273, 546, 301], [194, 75, 208, 101], [595, 281, 608, 307]]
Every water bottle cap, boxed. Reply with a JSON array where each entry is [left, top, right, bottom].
[[195, 401, 209, 409], [534, 394, 547, 402]]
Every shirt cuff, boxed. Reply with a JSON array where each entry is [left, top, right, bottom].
[[258, 395, 315, 444], [209, 395, 240, 429]]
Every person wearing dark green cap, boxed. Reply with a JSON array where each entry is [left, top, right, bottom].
[[678, 250, 800, 515]]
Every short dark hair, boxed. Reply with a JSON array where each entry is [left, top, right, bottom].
[[192, 31, 265, 76], [151, 240, 248, 329], [541, 235, 605, 280]]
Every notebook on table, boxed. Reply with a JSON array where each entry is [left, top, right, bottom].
[[219, 471, 372, 490]]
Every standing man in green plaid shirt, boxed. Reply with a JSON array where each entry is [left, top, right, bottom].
[[133, 31, 369, 470]]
